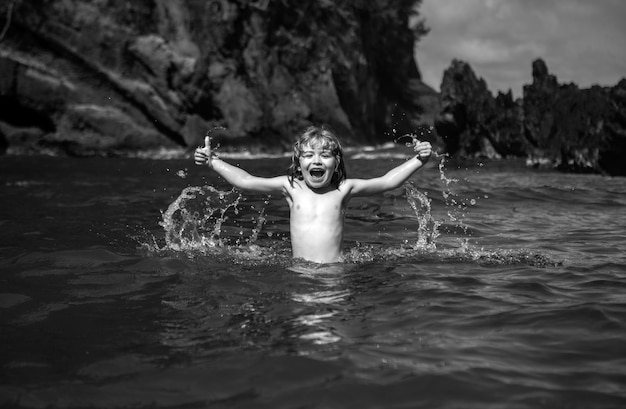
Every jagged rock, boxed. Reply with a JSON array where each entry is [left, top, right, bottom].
[[0, 0, 433, 155], [523, 59, 620, 174], [434, 59, 526, 158], [599, 79, 626, 175], [433, 103, 466, 155], [436, 58, 626, 175]]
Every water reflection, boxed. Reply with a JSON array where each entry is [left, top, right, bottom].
[[288, 262, 353, 345]]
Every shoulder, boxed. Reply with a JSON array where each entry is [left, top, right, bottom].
[[275, 175, 292, 189], [340, 178, 365, 191], [337, 178, 359, 196], [253, 175, 290, 194], [340, 177, 389, 197], [281, 176, 301, 194], [339, 178, 357, 187]]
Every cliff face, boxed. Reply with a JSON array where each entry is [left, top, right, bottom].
[[0, 0, 433, 155], [434, 59, 626, 176]]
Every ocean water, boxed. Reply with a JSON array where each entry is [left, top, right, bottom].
[[1, 152, 625, 409]]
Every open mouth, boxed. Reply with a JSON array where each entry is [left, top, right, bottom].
[[309, 169, 326, 178]]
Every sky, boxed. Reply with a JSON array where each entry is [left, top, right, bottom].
[[415, 0, 626, 98]]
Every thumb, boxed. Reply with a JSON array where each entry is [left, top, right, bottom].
[[204, 136, 210, 148]]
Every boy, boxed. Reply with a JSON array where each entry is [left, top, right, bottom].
[[194, 125, 432, 263]]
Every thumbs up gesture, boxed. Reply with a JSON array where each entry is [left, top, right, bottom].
[[194, 135, 214, 168]]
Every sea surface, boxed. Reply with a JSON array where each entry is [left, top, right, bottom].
[[1, 151, 625, 408]]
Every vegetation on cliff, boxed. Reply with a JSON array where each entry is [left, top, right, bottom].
[[1, 1, 623, 175], [0, 0, 430, 156]]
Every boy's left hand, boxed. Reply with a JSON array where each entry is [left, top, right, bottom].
[[415, 141, 432, 163]]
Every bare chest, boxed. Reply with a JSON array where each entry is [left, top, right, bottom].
[[289, 188, 346, 220]]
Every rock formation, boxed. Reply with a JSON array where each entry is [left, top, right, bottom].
[[0, 0, 434, 156], [434, 59, 527, 159], [434, 59, 626, 176]]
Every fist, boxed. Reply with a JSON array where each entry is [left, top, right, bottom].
[[415, 141, 432, 163]]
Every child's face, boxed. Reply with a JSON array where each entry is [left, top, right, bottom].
[[298, 143, 338, 190]]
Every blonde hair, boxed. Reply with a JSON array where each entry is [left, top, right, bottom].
[[288, 125, 347, 186]]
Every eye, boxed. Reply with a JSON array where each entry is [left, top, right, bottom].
[[301, 152, 313, 159]]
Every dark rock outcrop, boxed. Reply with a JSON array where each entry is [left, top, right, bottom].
[[0, 0, 434, 156], [599, 79, 626, 176], [523, 59, 621, 174], [434, 59, 528, 159], [435, 58, 626, 176]]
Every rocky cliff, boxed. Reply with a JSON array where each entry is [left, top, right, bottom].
[[0, 0, 433, 156], [434, 59, 626, 176]]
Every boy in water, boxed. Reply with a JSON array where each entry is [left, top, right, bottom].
[[194, 125, 432, 264]]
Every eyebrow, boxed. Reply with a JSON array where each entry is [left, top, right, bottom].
[[301, 149, 332, 154]]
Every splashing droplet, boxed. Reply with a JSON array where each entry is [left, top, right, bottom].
[[404, 181, 440, 251], [159, 185, 242, 251]]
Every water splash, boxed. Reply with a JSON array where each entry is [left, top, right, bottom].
[[393, 129, 470, 231], [248, 206, 266, 244], [394, 128, 467, 242], [394, 126, 449, 159], [395, 129, 476, 236], [137, 185, 294, 265], [159, 185, 243, 251], [396, 136, 558, 266], [396, 129, 484, 248], [437, 157, 469, 233], [404, 181, 441, 251], [141, 145, 558, 268]]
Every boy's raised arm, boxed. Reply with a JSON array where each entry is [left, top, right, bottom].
[[194, 136, 286, 193], [348, 141, 432, 196]]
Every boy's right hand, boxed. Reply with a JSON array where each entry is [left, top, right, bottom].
[[194, 136, 213, 167], [414, 141, 432, 164]]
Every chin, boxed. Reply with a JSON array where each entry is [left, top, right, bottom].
[[304, 177, 332, 189], [307, 181, 329, 189]]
